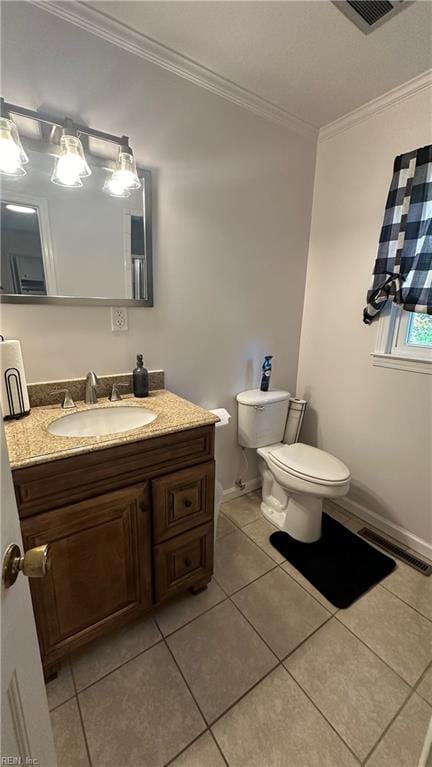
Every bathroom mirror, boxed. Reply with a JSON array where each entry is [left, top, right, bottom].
[[0, 146, 153, 306]]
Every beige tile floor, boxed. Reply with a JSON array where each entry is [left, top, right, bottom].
[[47, 493, 432, 767]]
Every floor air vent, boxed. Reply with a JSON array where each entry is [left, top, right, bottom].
[[332, 0, 410, 34], [358, 528, 432, 575]]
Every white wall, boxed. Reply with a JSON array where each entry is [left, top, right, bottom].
[[297, 86, 432, 549], [0, 3, 316, 490]]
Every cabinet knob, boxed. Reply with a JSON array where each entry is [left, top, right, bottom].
[[184, 499, 192, 508], [184, 557, 193, 568], [2, 543, 51, 588]]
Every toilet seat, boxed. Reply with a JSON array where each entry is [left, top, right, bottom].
[[268, 443, 350, 487]]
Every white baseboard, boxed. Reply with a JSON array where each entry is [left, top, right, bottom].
[[222, 477, 261, 503], [336, 496, 432, 560]]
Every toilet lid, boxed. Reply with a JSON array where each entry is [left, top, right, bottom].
[[269, 443, 350, 484]]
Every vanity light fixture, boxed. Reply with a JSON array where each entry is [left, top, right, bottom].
[[0, 105, 29, 177], [51, 119, 91, 188], [0, 99, 142, 195]]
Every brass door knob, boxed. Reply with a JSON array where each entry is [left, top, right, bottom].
[[2, 543, 51, 588]]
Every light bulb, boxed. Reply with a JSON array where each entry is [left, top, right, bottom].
[[6, 204, 36, 214], [51, 134, 91, 187], [0, 117, 28, 176], [103, 173, 130, 198], [112, 148, 140, 190]]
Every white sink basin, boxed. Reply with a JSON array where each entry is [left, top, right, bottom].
[[48, 406, 157, 438]]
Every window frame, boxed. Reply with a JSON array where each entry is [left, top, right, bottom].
[[372, 304, 432, 374]]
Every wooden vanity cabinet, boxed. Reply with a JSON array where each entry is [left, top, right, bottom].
[[14, 425, 215, 673]]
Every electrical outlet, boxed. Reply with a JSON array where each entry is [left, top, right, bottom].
[[111, 307, 128, 332]]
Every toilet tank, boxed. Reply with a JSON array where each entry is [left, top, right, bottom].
[[236, 389, 290, 448]]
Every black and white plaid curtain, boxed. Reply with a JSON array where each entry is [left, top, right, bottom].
[[363, 144, 432, 324]]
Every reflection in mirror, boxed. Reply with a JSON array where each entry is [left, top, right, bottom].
[[1, 202, 46, 295], [0, 145, 152, 304]]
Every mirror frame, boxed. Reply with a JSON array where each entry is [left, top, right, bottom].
[[0, 167, 153, 307]]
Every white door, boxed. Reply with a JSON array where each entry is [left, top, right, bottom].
[[1, 420, 57, 766]]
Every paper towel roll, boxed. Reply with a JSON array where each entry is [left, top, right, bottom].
[[209, 408, 231, 428], [0, 340, 31, 419]]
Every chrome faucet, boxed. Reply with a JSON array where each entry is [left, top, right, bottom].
[[84, 371, 99, 405]]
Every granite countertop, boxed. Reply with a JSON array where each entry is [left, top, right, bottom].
[[4, 390, 219, 470]]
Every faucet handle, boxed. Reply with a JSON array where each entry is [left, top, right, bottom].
[[52, 389, 76, 409], [86, 371, 99, 385], [109, 383, 129, 402]]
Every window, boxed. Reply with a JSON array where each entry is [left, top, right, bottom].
[[406, 313, 432, 347], [372, 306, 432, 373]]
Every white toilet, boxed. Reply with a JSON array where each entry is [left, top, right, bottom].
[[236, 389, 350, 543]]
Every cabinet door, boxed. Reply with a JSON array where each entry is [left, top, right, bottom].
[[21, 484, 151, 664], [154, 522, 213, 602], [152, 461, 215, 543]]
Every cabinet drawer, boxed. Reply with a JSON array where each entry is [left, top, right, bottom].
[[154, 522, 213, 601], [152, 461, 215, 543]]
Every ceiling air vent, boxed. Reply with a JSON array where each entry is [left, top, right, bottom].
[[332, 0, 411, 34]]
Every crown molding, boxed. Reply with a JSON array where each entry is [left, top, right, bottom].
[[30, 0, 318, 138], [319, 69, 432, 141]]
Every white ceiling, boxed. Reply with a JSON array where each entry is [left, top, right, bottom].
[[85, 0, 432, 128]]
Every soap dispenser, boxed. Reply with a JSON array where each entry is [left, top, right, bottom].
[[133, 354, 149, 398]]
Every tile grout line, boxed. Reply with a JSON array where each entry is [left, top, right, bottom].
[[161, 599, 283, 760], [279, 613, 334, 665], [68, 633, 164, 696], [283, 665, 362, 765], [48, 692, 76, 713], [220, 503, 337, 612], [227, 579, 333, 666], [208, 729, 230, 767], [279, 611, 414, 764], [275, 561, 338, 614], [69, 657, 94, 767], [411, 658, 432, 701], [162, 610, 279, 727], [360, 688, 417, 765], [334, 608, 429, 690], [213, 562, 278, 599], [163, 730, 211, 767], [282, 612, 421, 763], [46, 657, 76, 712], [162, 583, 340, 759], [208, 663, 283, 731], [154, 593, 228, 639], [226, 598, 281, 663], [230, 533, 335, 614], [161, 634, 213, 760], [379, 580, 432, 624]]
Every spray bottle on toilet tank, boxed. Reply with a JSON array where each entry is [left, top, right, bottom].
[[260, 356, 273, 392]]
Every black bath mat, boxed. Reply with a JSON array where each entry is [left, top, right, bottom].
[[269, 513, 396, 609]]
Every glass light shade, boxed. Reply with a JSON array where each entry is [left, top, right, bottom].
[[103, 173, 131, 198], [111, 149, 141, 190], [51, 135, 91, 187], [0, 117, 29, 176]]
